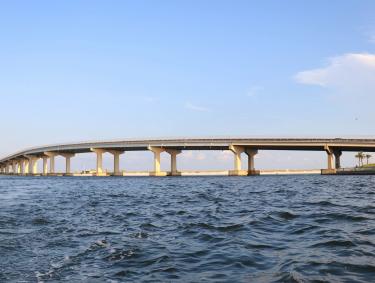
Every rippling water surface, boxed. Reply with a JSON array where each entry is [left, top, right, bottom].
[[0, 175, 375, 282]]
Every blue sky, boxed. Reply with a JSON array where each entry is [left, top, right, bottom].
[[1, 1, 375, 170]]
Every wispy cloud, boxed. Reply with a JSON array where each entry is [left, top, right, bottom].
[[294, 53, 375, 91], [294, 52, 375, 119], [247, 86, 264, 97], [185, 102, 210, 112]]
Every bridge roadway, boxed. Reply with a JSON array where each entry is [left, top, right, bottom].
[[1, 137, 375, 176]]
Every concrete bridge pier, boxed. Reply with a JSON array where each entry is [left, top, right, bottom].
[[334, 150, 342, 169], [23, 159, 29, 174], [148, 146, 166, 176], [327, 153, 334, 170], [17, 160, 23, 175], [61, 153, 75, 175], [323, 146, 336, 174], [44, 152, 58, 175], [229, 145, 247, 176], [31, 158, 39, 174], [4, 163, 9, 174], [4, 164, 10, 174], [12, 161, 17, 174], [108, 150, 124, 176], [42, 157, 48, 175], [25, 155, 39, 175], [245, 149, 259, 175], [91, 148, 107, 176], [166, 149, 181, 176]]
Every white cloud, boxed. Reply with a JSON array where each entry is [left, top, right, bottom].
[[295, 53, 375, 88], [294, 53, 375, 94], [185, 102, 210, 112]]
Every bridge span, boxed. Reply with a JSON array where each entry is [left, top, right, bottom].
[[1, 137, 375, 176]]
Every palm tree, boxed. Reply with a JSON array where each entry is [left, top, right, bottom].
[[355, 152, 364, 167], [366, 154, 372, 165]]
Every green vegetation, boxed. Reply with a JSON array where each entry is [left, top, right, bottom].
[[361, 163, 375, 168], [355, 152, 372, 167]]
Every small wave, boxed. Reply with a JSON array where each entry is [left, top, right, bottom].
[[196, 232, 225, 243], [309, 239, 356, 248], [275, 211, 299, 220], [304, 200, 342, 207], [130, 231, 149, 239], [105, 249, 136, 261], [185, 222, 245, 232], [140, 254, 170, 267], [274, 271, 307, 283], [140, 222, 159, 229], [356, 227, 375, 235], [97, 239, 109, 246], [114, 270, 132, 277], [244, 242, 277, 250], [150, 267, 179, 273], [31, 217, 50, 225], [289, 225, 318, 235], [312, 213, 369, 223]]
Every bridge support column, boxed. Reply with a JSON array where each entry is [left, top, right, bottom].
[[44, 152, 58, 174], [25, 156, 39, 175], [24, 159, 29, 174], [108, 150, 124, 176], [324, 146, 336, 173], [91, 149, 107, 176], [229, 145, 247, 176], [42, 157, 48, 175], [166, 149, 181, 176], [60, 153, 75, 175], [327, 153, 334, 169], [20, 159, 25, 175], [334, 150, 342, 169], [17, 160, 22, 174], [148, 146, 166, 176], [12, 161, 17, 174], [31, 158, 38, 174], [245, 149, 259, 175]]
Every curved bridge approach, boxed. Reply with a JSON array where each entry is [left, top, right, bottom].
[[1, 137, 375, 176]]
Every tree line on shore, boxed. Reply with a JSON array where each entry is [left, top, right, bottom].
[[355, 152, 372, 167]]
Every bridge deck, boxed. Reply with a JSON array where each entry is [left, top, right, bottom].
[[1, 137, 375, 164]]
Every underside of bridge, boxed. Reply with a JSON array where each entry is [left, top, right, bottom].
[[0, 138, 374, 176]]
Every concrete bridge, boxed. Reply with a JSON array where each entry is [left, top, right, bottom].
[[1, 137, 375, 176]]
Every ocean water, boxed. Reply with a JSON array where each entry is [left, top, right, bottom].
[[0, 175, 374, 282]]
